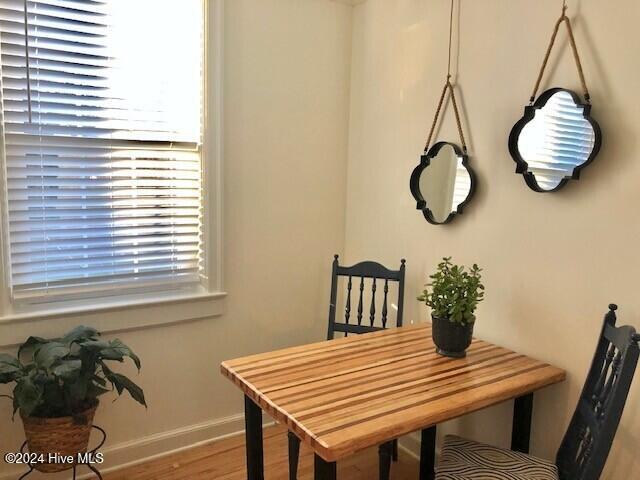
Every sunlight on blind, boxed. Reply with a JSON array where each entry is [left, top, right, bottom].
[[452, 159, 471, 211], [0, 0, 205, 300], [518, 91, 595, 191]]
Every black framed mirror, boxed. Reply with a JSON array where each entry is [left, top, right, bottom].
[[509, 88, 601, 192], [410, 141, 476, 225]]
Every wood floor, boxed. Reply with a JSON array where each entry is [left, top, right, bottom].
[[104, 425, 419, 479]]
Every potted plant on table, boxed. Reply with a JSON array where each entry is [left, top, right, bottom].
[[418, 257, 485, 358], [0, 326, 146, 473]]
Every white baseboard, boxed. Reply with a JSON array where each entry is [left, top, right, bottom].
[[398, 431, 421, 459], [0, 412, 274, 480]]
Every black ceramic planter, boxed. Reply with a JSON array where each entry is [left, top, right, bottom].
[[431, 314, 475, 358]]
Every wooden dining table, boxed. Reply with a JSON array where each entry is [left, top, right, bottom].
[[220, 323, 566, 480]]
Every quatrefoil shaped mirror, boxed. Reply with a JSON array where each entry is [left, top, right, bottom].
[[410, 141, 476, 225], [509, 88, 601, 192], [509, 4, 602, 193], [411, 0, 476, 225]]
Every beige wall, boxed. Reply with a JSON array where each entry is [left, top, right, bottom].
[[0, 0, 353, 477], [345, 0, 640, 477], [2, 1, 639, 478]]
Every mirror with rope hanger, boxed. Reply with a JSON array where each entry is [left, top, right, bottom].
[[509, 0, 602, 192], [410, 0, 476, 225]]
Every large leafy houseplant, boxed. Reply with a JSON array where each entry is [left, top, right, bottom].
[[418, 257, 485, 357], [0, 325, 146, 418], [0, 326, 145, 473]]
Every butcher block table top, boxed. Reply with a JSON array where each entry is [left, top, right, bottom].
[[220, 323, 566, 462]]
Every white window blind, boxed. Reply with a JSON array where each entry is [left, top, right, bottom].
[[0, 0, 205, 300]]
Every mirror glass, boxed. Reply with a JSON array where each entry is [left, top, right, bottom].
[[418, 143, 472, 224], [515, 90, 597, 191]]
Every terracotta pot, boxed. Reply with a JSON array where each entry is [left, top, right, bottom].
[[20, 403, 97, 473], [431, 314, 475, 358]]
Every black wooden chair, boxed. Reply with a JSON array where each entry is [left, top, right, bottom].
[[287, 254, 406, 480], [435, 304, 640, 480]]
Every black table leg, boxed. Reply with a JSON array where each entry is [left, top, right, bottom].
[[511, 392, 533, 453], [245, 395, 264, 480], [419, 425, 437, 480], [378, 442, 393, 480], [314, 454, 337, 480], [288, 431, 301, 480]]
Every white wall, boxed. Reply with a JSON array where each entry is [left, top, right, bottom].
[[0, 1, 353, 477], [345, 0, 640, 477]]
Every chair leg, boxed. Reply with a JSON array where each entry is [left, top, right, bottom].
[[288, 431, 301, 480], [379, 441, 393, 480], [392, 438, 399, 462]]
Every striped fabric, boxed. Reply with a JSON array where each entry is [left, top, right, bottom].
[[436, 435, 559, 480]]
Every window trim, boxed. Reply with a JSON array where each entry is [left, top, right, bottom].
[[0, 0, 225, 345]]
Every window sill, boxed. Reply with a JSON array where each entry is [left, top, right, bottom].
[[0, 290, 227, 347]]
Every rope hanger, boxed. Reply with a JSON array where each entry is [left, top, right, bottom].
[[424, 0, 467, 153], [529, 0, 591, 104]]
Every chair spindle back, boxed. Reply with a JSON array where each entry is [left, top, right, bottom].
[[327, 255, 406, 340], [555, 304, 640, 480]]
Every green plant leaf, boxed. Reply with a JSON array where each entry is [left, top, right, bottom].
[[0, 354, 22, 383], [52, 359, 82, 380], [109, 339, 141, 370], [97, 348, 125, 362], [31, 371, 51, 386], [106, 373, 146, 407], [0, 353, 20, 366], [78, 340, 111, 351], [61, 326, 99, 345], [14, 377, 43, 417], [34, 342, 70, 369], [87, 383, 110, 398], [18, 336, 47, 361], [100, 361, 113, 377]]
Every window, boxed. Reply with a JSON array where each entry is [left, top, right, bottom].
[[0, 0, 208, 302]]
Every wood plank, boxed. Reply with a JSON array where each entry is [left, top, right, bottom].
[[268, 344, 502, 403], [221, 323, 565, 462], [321, 366, 565, 459], [224, 324, 427, 370], [288, 353, 528, 419]]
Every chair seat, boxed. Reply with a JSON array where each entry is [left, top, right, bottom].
[[435, 435, 559, 480]]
